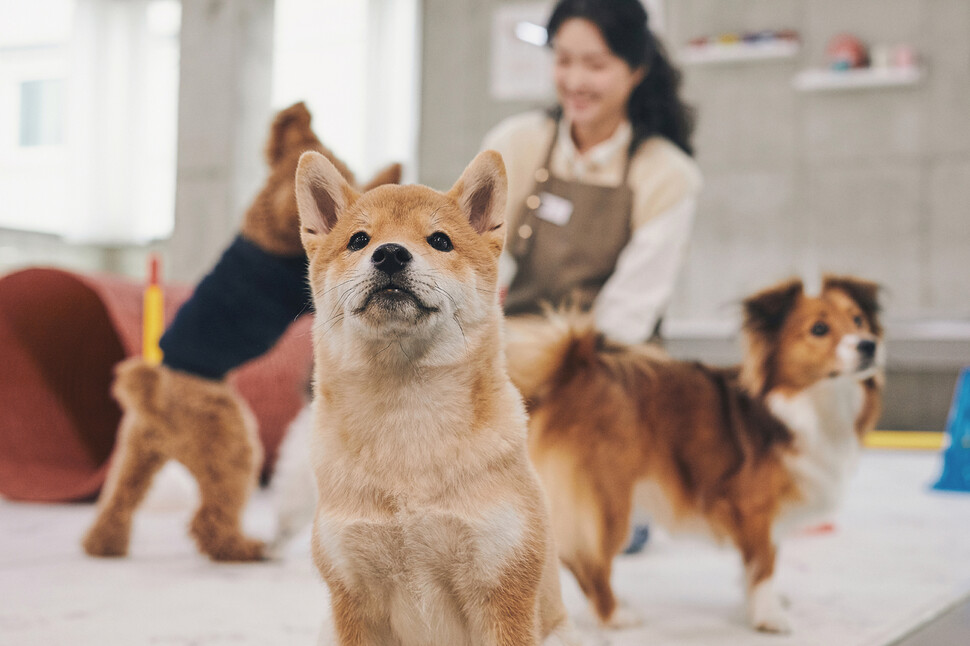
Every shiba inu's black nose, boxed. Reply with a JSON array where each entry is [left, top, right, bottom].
[[857, 339, 876, 358], [372, 243, 412, 275]]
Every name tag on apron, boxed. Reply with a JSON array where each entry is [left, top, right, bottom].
[[535, 192, 574, 226]]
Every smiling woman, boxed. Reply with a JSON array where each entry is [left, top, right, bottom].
[[484, 0, 700, 346]]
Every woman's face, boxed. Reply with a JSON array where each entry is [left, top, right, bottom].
[[552, 18, 644, 133]]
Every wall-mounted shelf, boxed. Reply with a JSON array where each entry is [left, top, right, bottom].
[[793, 66, 924, 92], [680, 40, 800, 65]]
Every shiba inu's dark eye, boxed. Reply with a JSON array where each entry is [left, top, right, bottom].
[[853, 315, 864, 328], [811, 322, 829, 337], [348, 232, 370, 251], [427, 232, 453, 252]]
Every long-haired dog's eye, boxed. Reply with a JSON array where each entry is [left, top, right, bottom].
[[427, 232, 453, 252], [810, 322, 830, 337], [853, 315, 864, 328], [347, 232, 370, 251]]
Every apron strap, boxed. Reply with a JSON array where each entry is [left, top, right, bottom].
[[541, 117, 635, 187], [540, 118, 559, 170]]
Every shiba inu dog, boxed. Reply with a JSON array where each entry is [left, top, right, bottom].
[[295, 150, 578, 645], [505, 276, 884, 633]]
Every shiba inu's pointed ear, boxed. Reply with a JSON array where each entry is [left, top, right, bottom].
[[823, 274, 883, 335], [448, 150, 508, 235], [296, 151, 359, 241], [742, 279, 803, 337]]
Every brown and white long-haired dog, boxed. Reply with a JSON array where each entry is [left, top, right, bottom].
[[504, 275, 884, 634]]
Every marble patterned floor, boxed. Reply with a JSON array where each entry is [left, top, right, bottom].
[[2, 450, 968, 645]]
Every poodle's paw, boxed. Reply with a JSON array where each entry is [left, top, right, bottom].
[[205, 536, 266, 562], [82, 524, 130, 558]]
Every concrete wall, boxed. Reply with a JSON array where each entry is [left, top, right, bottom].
[[665, 0, 970, 324], [167, 0, 276, 283]]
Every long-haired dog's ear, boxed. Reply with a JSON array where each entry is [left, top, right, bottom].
[[740, 278, 803, 397], [742, 279, 804, 337], [823, 275, 883, 335]]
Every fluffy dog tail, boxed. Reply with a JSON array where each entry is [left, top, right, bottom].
[[505, 311, 669, 403], [504, 311, 599, 402], [111, 356, 164, 413]]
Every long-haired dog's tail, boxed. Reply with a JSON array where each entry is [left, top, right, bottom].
[[504, 310, 600, 402], [505, 309, 669, 403]]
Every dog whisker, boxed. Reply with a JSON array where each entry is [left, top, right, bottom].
[[452, 313, 467, 351], [364, 341, 396, 369], [328, 282, 361, 319], [396, 341, 418, 373], [314, 277, 355, 300], [424, 268, 492, 296], [317, 312, 346, 337]]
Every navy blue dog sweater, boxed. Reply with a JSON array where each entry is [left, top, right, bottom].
[[159, 235, 310, 380]]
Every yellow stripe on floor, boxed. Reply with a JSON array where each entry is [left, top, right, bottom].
[[864, 431, 945, 450]]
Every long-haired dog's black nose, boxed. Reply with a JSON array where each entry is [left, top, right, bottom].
[[371, 243, 412, 275], [858, 339, 877, 358]]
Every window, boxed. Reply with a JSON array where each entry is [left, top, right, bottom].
[[19, 79, 65, 147], [272, 0, 421, 183], [0, 0, 180, 242]]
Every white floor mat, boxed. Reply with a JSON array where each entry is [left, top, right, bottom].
[[1, 451, 967, 645]]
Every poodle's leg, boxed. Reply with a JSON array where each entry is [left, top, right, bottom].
[[179, 405, 265, 561], [82, 414, 167, 557]]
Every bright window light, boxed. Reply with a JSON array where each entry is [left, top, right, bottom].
[[272, 0, 420, 183], [19, 78, 65, 146], [0, 0, 179, 242]]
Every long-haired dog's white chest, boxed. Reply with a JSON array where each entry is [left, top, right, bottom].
[[769, 377, 864, 531]]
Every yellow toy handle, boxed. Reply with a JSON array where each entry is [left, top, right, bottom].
[[142, 254, 164, 365]]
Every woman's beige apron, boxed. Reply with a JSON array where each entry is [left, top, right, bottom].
[[504, 122, 634, 316]]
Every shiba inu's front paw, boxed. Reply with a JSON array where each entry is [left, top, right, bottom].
[[600, 602, 642, 629], [747, 586, 792, 633]]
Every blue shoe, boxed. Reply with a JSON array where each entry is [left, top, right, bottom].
[[623, 523, 650, 554]]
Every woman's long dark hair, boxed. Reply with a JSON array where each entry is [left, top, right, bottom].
[[546, 0, 695, 156]]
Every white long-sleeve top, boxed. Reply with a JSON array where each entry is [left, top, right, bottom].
[[482, 111, 703, 344]]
